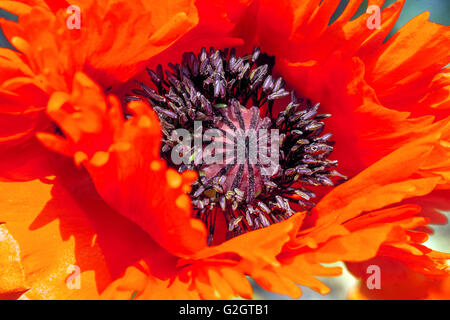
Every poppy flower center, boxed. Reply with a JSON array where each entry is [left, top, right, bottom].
[[128, 47, 346, 245]]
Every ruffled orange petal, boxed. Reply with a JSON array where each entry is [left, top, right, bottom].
[[0, 45, 52, 146], [276, 121, 450, 289], [0, 176, 108, 299], [281, 202, 449, 299], [114, 0, 249, 103], [1, 0, 199, 82], [279, 53, 436, 172], [72, 0, 199, 83], [401, 68, 450, 122], [0, 138, 67, 182], [38, 72, 207, 257], [100, 259, 201, 300]]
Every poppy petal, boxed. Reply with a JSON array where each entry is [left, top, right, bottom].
[[38, 72, 208, 257]]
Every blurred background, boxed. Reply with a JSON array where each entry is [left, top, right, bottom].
[[0, 0, 449, 300]]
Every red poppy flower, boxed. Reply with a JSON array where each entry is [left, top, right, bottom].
[[0, 0, 449, 299]]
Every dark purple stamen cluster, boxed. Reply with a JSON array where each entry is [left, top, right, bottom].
[[127, 47, 346, 245]]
